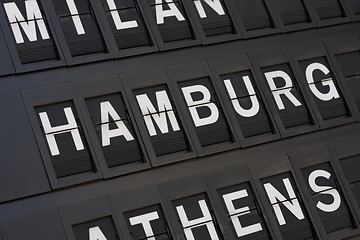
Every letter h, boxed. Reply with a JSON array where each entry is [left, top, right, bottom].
[[39, 107, 84, 156]]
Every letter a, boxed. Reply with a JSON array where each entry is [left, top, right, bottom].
[[89, 226, 107, 240]]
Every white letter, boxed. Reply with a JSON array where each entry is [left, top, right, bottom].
[[3, 0, 50, 44], [100, 101, 134, 146], [193, 0, 225, 18], [129, 211, 159, 240], [156, 0, 185, 24], [223, 190, 263, 237], [105, 0, 138, 30], [136, 90, 180, 136], [264, 70, 302, 110], [176, 200, 220, 240], [224, 77, 260, 117], [181, 85, 219, 127], [89, 226, 107, 240], [308, 170, 341, 213], [263, 178, 305, 225], [305, 63, 340, 101], [39, 107, 84, 156], [65, 0, 85, 35]]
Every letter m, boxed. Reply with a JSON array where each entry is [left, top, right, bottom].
[[136, 90, 180, 136], [3, 0, 50, 44]]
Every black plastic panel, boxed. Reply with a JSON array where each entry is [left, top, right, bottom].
[[124, 205, 171, 239], [99, 0, 153, 50], [336, 51, 360, 78], [298, 57, 350, 121], [336, 51, 360, 112], [260, 172, 316, 240], [220, 71, 274, 138], [110, 185, 176, 240], [21, 83, 102, 189], [52, 0, 107, 57], [218, 182, 272, 240], [86, 93, 144, 168], [340, 155, 360, 209], [166, 61, 239, 155], [272, 0, 311, 25], [208, 54, 281, 146], [73, 217, 119, 240], [233, 0, 274, 31], [177, 77, 233, 147], [249, 48, 320, 138], [134, 84, 190, 156], [172, 193, 224, 239], [148, 0, 194, 43], [261, 64, 314, 129], [348, 0, 360, 16], [72, 76, 151, 178], [59, 197, 123, 240], [1, 0, 59, 64], [191, 0, 234, 37], [301, 163, 354, 234], [311, 0, 346, 20], [121, 68, 196, 166], [326, 137, 360, 228], [35, 101, 95, 178]]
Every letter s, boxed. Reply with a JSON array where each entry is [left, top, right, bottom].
[[308, 170, 341, 213]]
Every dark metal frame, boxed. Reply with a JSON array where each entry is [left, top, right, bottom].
[[72, 75, 152, 179], [0, 0, 66, 72], [287, 41, 357, 128], [110, 184, 177, 239], [58, 196, 123, 240], [21, 83, 103, 189], [248, 48, 320, 138], [165, 60, 240, 156], [208, 54, 281, 147], [324, 35, 360, 120], [204, 164, 277, 240], [289, 146, 360, 239], [248, 155, 322, 239], [121, 67, 197, 166], [327, 137, 360, 224]]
